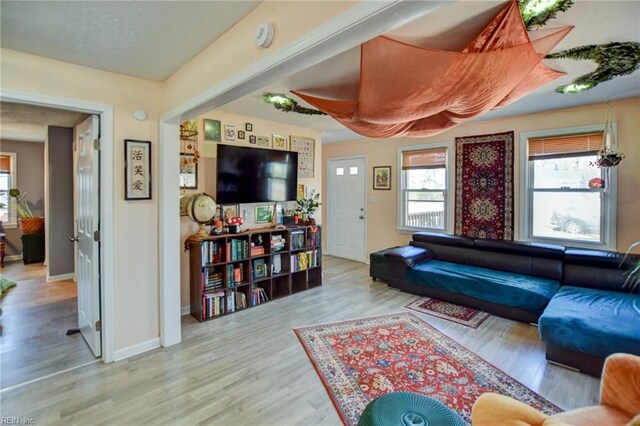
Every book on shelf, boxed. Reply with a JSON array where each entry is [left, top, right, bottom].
[[226, 238, 249, 262], [291, 229, 306, 250], [201, 240, 224, 265], [251, 287, 269, 305], [202, 268, 224, 291], [225, 263, 245, 287], [270, 234, 286, 252], [290, 250, 319, 272], [272, 254, 282, 274], [253, 258, 268, 279], [202, 291, 225, 319]]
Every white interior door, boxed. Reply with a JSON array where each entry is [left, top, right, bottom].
[[75, 115, 101, 357], [328, 157, 366, 262]]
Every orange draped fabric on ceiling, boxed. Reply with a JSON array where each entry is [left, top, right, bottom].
[[292, 0, 573, 138]]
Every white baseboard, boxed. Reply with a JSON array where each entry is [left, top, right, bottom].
[[181, 305, 190, 316], [113, 337, 161, 362], [4, 254, 23, 262], [47, 273, 74, 282]]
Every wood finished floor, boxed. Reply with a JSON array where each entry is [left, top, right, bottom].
[[0, 256, 599, 425], [0, 261, 96, 390]]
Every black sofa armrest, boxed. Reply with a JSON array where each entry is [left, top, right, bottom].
[[384, 246, 433, 279]]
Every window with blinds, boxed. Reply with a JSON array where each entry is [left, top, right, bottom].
[[528, 132, 602, 160], [399, 145, 450, 231]]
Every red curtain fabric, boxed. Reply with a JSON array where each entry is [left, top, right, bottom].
[[293, 1, 572, 138]]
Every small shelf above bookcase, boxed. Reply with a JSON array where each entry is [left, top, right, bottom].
[[188, 225, 322, 322]]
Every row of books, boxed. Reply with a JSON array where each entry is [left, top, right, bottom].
[[228, 238, 249, 261], [226, 263, 244, 287], [202, 269, 223, 291], [202, 291, 248, 319], [271, 234, 286, 252], [201, 241, 224, 265], [291, 250, 320, 272], [291, 230, 306, 250], [251, 287, 269, 305]]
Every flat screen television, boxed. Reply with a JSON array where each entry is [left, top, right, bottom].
[[216, 144, 298, 204]]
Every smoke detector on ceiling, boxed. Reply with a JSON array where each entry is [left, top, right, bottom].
[[255, 22, 275, 48]]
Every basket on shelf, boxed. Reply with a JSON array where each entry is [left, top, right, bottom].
[[20, 217, 45, 234]]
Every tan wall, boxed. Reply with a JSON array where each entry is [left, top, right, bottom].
[[179, 109, 322, 308], [322, 98, 640, 256]]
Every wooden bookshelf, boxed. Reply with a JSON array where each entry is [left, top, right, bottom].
[[188, 225, 322, 322]]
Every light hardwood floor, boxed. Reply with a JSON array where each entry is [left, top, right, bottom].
[[0, 261, 96, 390], [0, 256, 599, 425]]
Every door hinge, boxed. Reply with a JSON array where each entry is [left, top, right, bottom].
[[94, 139, 101, 151], [95, 320, 102, 332], [93, 230, 101, 242]]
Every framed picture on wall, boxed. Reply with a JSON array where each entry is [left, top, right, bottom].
[[245, 123, 253, 131], [125, 139, 152, 200], [203, 119, 221, 141], [238, 130, 246, 140], [224, 125, 235, 141], [272, 134, 288, 150], [256, 136, 270, 147], [179, 154, 198, 189], [255, 205, 274, 223], [373, 166, 391, 190], [223, 205, 239, 222], [290, 135, 315, 178], [249, 135, 257, 144]]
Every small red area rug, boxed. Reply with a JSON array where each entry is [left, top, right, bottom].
[[295, 312, 560, 425], [405, 297, 490, 328]]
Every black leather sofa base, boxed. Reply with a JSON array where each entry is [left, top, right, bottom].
[[386, 276, 540, 324], [545, 344, 605, 377]]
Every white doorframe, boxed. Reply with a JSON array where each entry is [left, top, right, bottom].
[[326, 155, 368, 263], [0, 88, 115, 363], [158, 1, 449, 346]]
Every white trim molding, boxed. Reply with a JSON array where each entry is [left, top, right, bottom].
[[519, 124, 617, 250], [158, 0, 449, 348], [113, 337, 161, 362], [0, 88, 116, 363], [3, 254, 23, 262], [181, 305, 190, 316], [47, 273, 74, 283]]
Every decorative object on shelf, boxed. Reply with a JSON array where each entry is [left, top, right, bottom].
[[518, 0, 573, 30], [548, 42, 640, 94], [373, 166, 391, 190], [185, 193, 217, 237], [179, 194, 193, 216], [203, 118, 221, 142], [256, 136, 270, 147], [237, 130, 245, 140], [227, 216, 244, 234], [124, 139, 152, 200], [620, 241, 640, 293], [290, 135, 315, 178], [249, 135, 257, 144], [245, 123, 253, 132], [591, 101, 624, 168], [223, 205, 239, 222], [588, 177, 605, 189], [255, 205, 274, 224], [296, 190, 320, 225], [224, 125, 236, 141], [262, 93, 326, 116], [8, 188, 44, 234], [212, 219, 224, 235], [455, 131, 514, 240], [272, 134, 288, 150], [292, 1, 570, 139], [179, 154, 198, 189]]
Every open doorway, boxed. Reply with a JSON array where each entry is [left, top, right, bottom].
[[0, 101, 106, 390]]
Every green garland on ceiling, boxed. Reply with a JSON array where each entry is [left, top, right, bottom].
[[262, 93, 327, 116], [518, 0, 573, 29], [547, 42, 640, 93]]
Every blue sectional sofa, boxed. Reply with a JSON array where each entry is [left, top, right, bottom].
[[382, 233, 640, 375]]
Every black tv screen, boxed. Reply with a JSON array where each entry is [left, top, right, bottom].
[[216, 144, 298, 204]]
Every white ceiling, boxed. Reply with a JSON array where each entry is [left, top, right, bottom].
[[0, 103, 87, 142], [0, 1, 260, 81], [220, 1, 640, 143]]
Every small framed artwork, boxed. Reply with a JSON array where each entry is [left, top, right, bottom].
[[257, 136, 270, 147], [272, 134, 288, 150], [373, 166, 391, 190], [296, 184, 305, 200], [203, 119, 221, 141], [223, 205, 239, 222], [125, 139, 152, 200], [290, 135, 315, 178], [224, 125, 235, 141], [255, 205, 274, 223], [245, 123, 253, 132], [179, 154, 198, 189], [249, 135, 257, 144], [238, 130, 246, 140]]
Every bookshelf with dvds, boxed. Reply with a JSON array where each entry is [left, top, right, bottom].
[[188, 225, 322, 322]]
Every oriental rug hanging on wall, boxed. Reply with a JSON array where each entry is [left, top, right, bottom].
[[455, 131, 514, 240]]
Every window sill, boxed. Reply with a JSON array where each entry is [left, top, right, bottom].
[[2, 222, 17, 230], [397, 227, 448, 235], [522, 236, 614, 251]]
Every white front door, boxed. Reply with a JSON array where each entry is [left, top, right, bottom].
[[75, 115, 101, 357], [327, 157, 366, 262]]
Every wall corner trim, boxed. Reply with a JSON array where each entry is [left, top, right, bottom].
[[47, 273, 74, 282], [181, 305, 190, 316], [113, 337, 161, 362]]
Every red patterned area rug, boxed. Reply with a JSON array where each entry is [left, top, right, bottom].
[[295, 312, 560, 425], [455, 131, 514, 240], [405, 297, 490, 328]]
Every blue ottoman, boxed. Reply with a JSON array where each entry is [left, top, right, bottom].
[[358, 392, 464, 426]]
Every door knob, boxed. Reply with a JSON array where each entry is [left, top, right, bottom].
[[69, 236, 79, 243], [359, 215, 364, 220]]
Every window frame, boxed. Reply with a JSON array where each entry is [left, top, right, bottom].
[[397, 141, 454, 234], [519, 125, 617, 249], [0, 152, 17, 228]]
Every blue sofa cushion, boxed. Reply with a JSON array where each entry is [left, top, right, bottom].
[[539, 286, 640, 357], [405, 260, 561, 314]]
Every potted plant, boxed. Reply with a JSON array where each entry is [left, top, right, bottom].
[[593, 147, 625, 168], [9, 188, 44, 234], [296, 191, 321, 225]]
